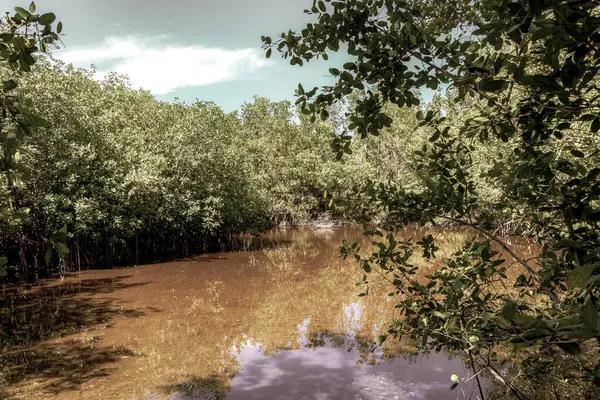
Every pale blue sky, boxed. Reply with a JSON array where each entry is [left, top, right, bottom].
[[1, 0, 357, 111]]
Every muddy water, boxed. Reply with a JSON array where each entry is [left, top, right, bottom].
[[0, 227, 539, 399]]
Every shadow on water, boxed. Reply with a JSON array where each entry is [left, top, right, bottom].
[[157, 376, 229, 400], [0, 275, 155, 394], [140, 234, 296, 267], [209, 233, 295, 254]]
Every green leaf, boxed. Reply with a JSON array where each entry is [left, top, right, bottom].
[[22, 52, 35, 66], [50, 231, 67, 242], [593, 362, 600, 377], [57, 21, 63, 34], [478, 79, 507, 92], [502, 301, 517, 321], [29, 2, 36, 13], [54, 242, 69, 259], [433, 311, 448, 319], [519, 74, 560, 89], [481, 312, 495, 322], [587, 275, 600, 291], [529, 0, 542, 16], [591, 117, 600, 133], [570, 149, 584, 158], [318, 1, 326, 12], [531, 27, 555, 42], [377, 113, 393, 127], [581, 296, 598, 331], [588, 168, 600, 181], [266, 48, 272, 58], [512, 329, 548, 342], [0, 33, 14, 42], [44, 244, 52, 264], [341, 71, 352, 82], [18, 57, 31, 72], [27, 114, 49, 128], [421, 327, 429, 347], [566, 264, 596, 289], [0, 266, 6, 278], [3, 79, 17, 91], [556, 341, 581, 355], [0, 257, 7, 268], [38, 12, 56, 25], [426, 79, 439, 90], [14, 7, 30, 18]]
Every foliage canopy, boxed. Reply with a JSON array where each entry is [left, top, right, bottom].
[[0, 2, 64, 277], [264, 0, 600, 397]]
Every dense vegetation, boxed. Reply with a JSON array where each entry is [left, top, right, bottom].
[[263, 0, 600, 398], [0, 6, 439, 280], [2, 0, 600, 398], [0, 61, 371, 276], [0, 4, 472, 281]]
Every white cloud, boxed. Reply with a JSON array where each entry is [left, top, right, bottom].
[[58, 35, 270, 94]]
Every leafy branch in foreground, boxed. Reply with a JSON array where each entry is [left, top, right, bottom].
[[265, 0, 600, 397], [0, 2, 64, 278]]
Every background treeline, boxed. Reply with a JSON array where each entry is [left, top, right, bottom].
[[1, 59, 365, 278], [5, 57, 587, 280]]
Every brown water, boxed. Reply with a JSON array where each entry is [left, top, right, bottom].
[[0, 227, 539, 399]]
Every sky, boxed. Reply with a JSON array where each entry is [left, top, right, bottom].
[[0, 0, 356, 112]]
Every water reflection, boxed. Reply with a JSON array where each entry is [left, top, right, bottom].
[[2, 227, 525, 399], [225, 314, 478, 400]]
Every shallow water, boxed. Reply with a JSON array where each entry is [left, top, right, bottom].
[[224, 328, 478, 400], [1, 227, 538, 399]]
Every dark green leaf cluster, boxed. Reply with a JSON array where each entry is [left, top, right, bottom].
[[1, 57, 376, 276], [267, 0, 600, 397], [0, 2, 62, 278]]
